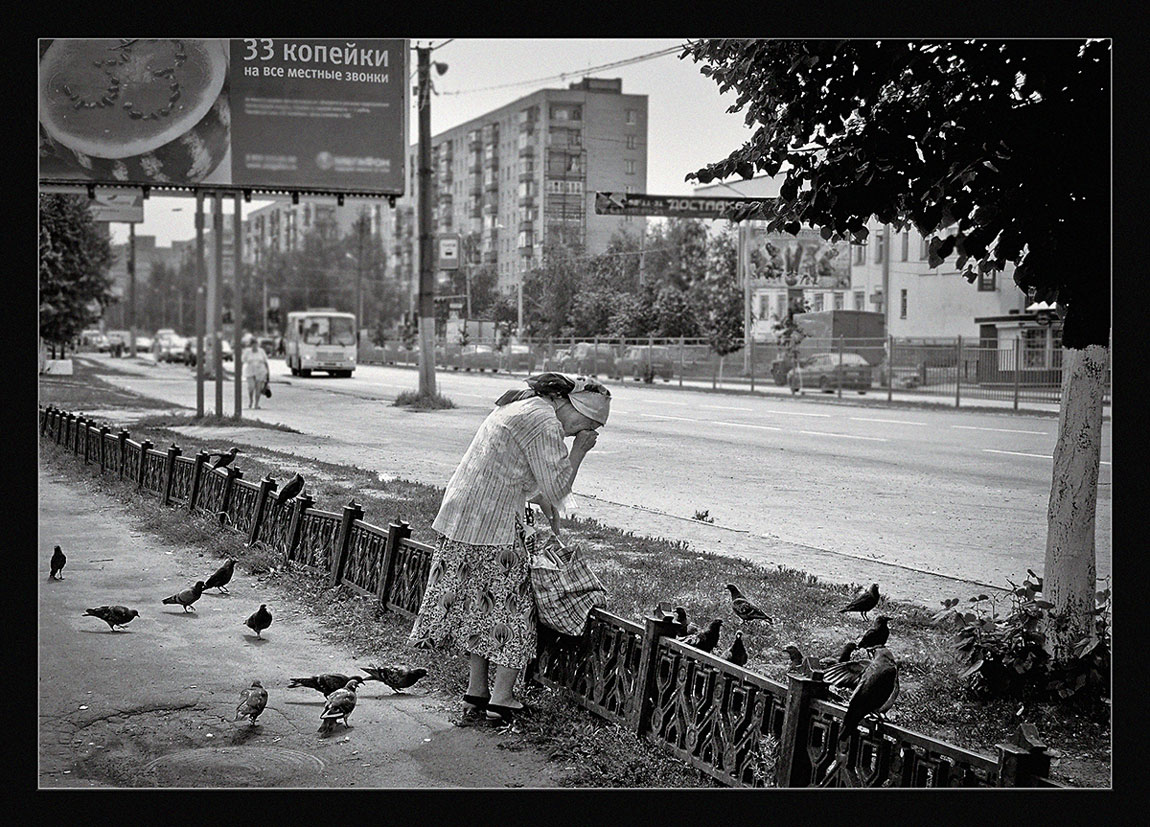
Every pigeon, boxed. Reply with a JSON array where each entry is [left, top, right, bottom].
[[838, 648, 900, 741], [288, 673, 355, 697], [725, 583, 773, 624], [857, 615, 891, 653], [234, 680, 268, 725], [839, 583, 880, 621], [49, 545, 67, 580], [318, 678, 363, 734], [786, 642, 861, 676], [678, 618, 722, 653], [674, 606, 699, 635], [162, 580, 206, 612], [784, 644, 806, 671], [822, 656, 870, 696], [83, 605, 140, 631], [276, 473, 305, 504], [245, 604, 273, 637], [724, 630, 748, 667], [359, 665, 429, 693], [836, 642, 860, 663], [204, 558, 238, 593], [211, 447, 242, 469]]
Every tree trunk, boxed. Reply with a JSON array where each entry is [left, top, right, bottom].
[[1042, 343, 1108, 660]]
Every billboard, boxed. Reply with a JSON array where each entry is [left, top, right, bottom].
[[38, 38, 407, 197], [88, 192, 144, 223], [595, 191, 775, 219]]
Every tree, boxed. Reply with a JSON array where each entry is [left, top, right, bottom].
[[690, 275, 745, 383], [643, 218, 709, 291], [39, 194, 115, 357], [682, 38, 1111, 658]]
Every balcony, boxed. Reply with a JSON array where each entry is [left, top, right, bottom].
[[518, 193, 536, 207], [482, 250, 498, 265], [518, 144, 535, 157], [519, 169, 535, 182], [484, 179, 499, 192]]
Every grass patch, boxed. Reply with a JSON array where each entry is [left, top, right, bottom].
[[393, 390, 456, 410], [131, 413, 301, 433], [38, 371, 1110, 787]]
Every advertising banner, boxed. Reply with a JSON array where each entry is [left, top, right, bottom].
[[595, 191, 776, 219], [38, 38, 407, 197], [88, 192, 144, 223]]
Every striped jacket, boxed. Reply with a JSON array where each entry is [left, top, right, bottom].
[[432, 396, 573, 545]]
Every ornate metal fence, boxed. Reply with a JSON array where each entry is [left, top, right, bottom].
[[38, 404, 1065, 788]]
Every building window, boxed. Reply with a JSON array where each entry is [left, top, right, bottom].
[[625, 159, 635, 175], [875, 231, 885, 264], [777, 294, 787, 318], [626, 134, 636, 150], [813, 293, 824, 311], [853, 243, 866, 265], [920, 234, 930, 260], [625, 109, 636, 124], [900, 289, 908, 319], [900, 231, 909, 261], [1022, 328, 1049, 368], [978, 270, 997, 291], [833, 292, 844, 310], [854, 291, 865, 310]]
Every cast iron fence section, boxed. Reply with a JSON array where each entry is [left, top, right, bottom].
[[38, 404, 1066, 788]]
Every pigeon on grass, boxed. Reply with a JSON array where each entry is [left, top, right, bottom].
[[857, 616, 891, 654], [725, 584, 773, 624], [839, 583, 880, 621]]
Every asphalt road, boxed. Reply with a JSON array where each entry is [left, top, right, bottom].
[[77, 355, 1112, 606]]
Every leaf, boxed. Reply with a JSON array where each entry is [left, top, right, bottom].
[[958, 660, 984, 680], [1032, 600, 1054, 610]]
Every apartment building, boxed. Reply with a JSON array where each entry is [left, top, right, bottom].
[[397, 77, 649, 296], [241, 199, 393, 270]]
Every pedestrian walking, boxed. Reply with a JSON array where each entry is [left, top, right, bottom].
[[242, 337, 270, 409], [406, 373, 611, 724]]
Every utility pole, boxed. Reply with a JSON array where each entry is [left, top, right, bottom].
[[195, 190, 206, 417], [213, 191, 224, 416], [233, 193, 243, 420], [416, 44, 437, 397], [128, 222, 137, 358]]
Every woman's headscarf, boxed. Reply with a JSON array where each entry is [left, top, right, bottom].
[[495, 372, 612, 426]]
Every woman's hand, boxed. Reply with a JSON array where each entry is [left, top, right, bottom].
[[528, 495, 562, 536], [572, 428, 598, 453]]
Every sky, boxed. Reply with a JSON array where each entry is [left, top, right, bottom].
[[108, 38, 759, 246]]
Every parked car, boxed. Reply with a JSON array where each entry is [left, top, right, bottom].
[[255, 336, 277, 357], [615, 345, 675, 382], [563, 342, 618, 377], [503, 344, 537, 373], [134, 334, 153, 352], [153, 329, 183, 363], [787, 352, 873, 394], [79, 328, 109, 352], [460, 344, 499, 372], [105, 330, 130, 356]]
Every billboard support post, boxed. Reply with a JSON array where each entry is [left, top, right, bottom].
[[213, 191, 224, 416], [128, 222, 137, 358], [195, 191, 206, 418], [233, 192, 243, 420], [416, 45, 436, 397]]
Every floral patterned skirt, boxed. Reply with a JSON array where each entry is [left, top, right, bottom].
[[406, 531, 537, 669]]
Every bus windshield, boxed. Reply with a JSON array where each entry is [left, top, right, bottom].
[[302, 316, 356, 346]]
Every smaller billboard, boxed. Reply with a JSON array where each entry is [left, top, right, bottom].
[[88, 192, 144, 223], [595, 192, 776, 219], [438, 234, 460, 270]]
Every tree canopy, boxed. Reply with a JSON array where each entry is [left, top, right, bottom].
[[681, 39, 1110, 348], [39, 194, 115, 346]]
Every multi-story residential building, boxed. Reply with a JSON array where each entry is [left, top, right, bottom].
[[103, 234, 184, 329], [397, 77, 648, 297]]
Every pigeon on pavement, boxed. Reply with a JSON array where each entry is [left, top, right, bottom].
[[838, 647, 900, 741], [276, 473, 305, 504], [857, 616, 891, 653], [318, 678, 364, 734], [162, 581, 206, 612], [245, 604, 273, 637], [724, 630, 748, 667], [211, 447, 242, 470], [839, 583, 880, 621], [678, 618, 722, 653], [204, 558, 238, 593], [49, 545, 67, 580], [235, 680, 268, 725], [83, 605, 140, 631], [359, 665, 429, 693], [725, 584, 773, 624], [288, 673, 354, 697]]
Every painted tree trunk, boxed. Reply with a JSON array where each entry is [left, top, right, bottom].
[[1042, 344, 1108, 659]]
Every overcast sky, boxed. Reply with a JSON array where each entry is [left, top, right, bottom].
[[109, 38, 759, 246]]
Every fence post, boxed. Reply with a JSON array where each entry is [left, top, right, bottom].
[[955, 335, 963, 408], [329, 499, 364, 587], [75, 415, 86, 457], [776, 671, 830, 787], [137, 439, 153, 491], [117, 429, 129, 479], [887, 334, 894, 402], [82, 420, 93, 465], [161, 443, 181, 505], [377, 519, 412, 611], [285, 491, 314, 564], [1013, 339, 1021, 411], [218, 466, 243, 526], [40, 406, 51, 437], [626, 613, 683, 736], [995, 723, 1053, 787], [592, 335, 599, 376], [247, 475, 278, 547], [837, 336, 844, 399], [188, 450, 210, 511], [98, 425, 110, 473], [679, 336, 685, 387], [749, 336, 756, 392]]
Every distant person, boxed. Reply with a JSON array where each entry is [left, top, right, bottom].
[[276, 335, 285, 356], [406, 372, 610, 725], [243, 337, 270, 409]]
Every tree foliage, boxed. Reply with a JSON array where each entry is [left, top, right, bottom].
[[39, 194, 115, 347], [681, 39, 1110, 348]]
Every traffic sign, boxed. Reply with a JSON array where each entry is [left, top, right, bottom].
[[438, 234, 461, 270]]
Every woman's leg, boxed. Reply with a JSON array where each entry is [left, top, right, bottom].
[[490, 664, 523, 709], [465, 654, 490, 704]]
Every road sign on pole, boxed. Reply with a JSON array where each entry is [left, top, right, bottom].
[[438, 234, 460, 270]]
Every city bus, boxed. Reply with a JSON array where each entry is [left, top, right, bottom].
[[284, 309, 357, 377]]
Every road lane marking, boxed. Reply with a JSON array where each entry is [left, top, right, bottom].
[[799, 429, 888, 441], [702, 404, 752, 411], [638, 413, 699, 422], [954, 425, 1048, 435], [759, 409, 831, 418], [984, 448, 1111, 465], [712, 420, 784, 431], [850, 417, 927, 426]]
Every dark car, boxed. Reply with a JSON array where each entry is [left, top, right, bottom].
[[503, 344, 537, 373], [563, 343, 618, 377], [460, 344, 500, 372], [787, 352, 873, 394], [615, 345, 675, 381]]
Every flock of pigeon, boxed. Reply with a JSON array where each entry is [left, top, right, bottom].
[[668, 581, 898, 742], [49, 467, 429, 735]]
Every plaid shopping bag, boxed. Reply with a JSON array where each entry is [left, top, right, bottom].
[[522, 507, 607, 637]]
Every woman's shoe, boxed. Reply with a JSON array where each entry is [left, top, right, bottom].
[[461, 694, 490, 720], [484, 702, 531, 724]]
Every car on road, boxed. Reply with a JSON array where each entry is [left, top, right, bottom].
[[562, 342, 618, 377], [134, 334, 153, 353], [105, 330, 130, 356], [460, 344, 500, 372], [79, 328, 109, 352], [615, 345, 675, 382], [256, 336, 278, 357], [504, 344, 536, 373], [153, 329, 188, 363], [787, 352, 873, 394]]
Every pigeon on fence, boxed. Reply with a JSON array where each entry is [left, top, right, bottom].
[[678, 618, 722, 653], [49, 545, 67, 580], [204, 558, 238, 593], [245, 604, 273, 637], [725, 583, 773, 624], [288, 673, 355, 697], [359, 665, 429, 693], [210, 448, 242, 470], [838, 648, 900, 741], [839, 583, 881, 621], [83, 605, 140, 631], [162, 581, 206, 612], [857, 615, 891, 654], [674, 606, 699, 635], [724, 630, 748, 667], [318, 678, 363, 734], [276, 473, 305, 504], [787, 642, 861, 676], [235, 681, 268, 725]]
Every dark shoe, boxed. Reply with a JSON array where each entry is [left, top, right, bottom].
[[484, 702, 531, 724], [462, 693, 490, 712]]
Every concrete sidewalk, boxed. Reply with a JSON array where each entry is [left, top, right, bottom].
[[37, 463, 564, 788]]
